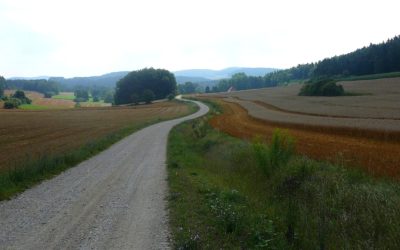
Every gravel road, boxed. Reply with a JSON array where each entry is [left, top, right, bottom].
[[0, 100, 209, 250]]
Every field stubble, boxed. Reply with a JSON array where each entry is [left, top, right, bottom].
[[0, 101, 191, 171]]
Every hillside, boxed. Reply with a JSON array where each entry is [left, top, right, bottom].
[[49, 71, 129, 91]]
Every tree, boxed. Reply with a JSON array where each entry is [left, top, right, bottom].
[[142, 89, 155, 104], [103, 92, 114, 104], [205, 86, 210, 93], [74, 89, 89, 102], [178, 82, 198, 94], [5, 79, 59, 95], [131, 93, 140, 105], [0, 76, 5, 98], [114, 68, 177, 105], [4, 98, 22, 109]]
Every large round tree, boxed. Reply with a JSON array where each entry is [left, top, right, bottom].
[[114, 68, 177, 105]]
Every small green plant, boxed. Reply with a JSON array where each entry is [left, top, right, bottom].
[[269, 129, 295, 168], [252, 129, 295, 174]]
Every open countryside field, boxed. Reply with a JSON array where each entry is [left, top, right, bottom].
[[52, 92, 75, 100], [198, 78, 400, 178], [3, 90, 75, 109], [218, 77, 400, 121], [2, 90, 111, 110], [0, 101, 192, 171]]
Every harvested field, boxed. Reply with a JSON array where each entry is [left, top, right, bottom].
[[0, 101, 191, 171], [206, 98, 400, 179], [216, 77, 400, 120]]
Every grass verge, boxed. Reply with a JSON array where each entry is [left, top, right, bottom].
[[0, 100, 199, 200], [167, 101, 400, 249]]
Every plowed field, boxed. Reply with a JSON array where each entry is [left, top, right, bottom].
[[0, 101, 191, 171]]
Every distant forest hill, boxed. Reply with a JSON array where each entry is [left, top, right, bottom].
[[212, 35, 400, 92], [5, 67, 277, 94], [49, 71, 130, 91]]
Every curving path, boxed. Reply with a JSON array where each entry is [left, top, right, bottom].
[[0, 100, 209, 250]]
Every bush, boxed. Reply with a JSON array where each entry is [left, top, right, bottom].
[[167, 93, 175, 100], [252, 129, 295, 175], [11, 90, 31, 104], [93, 96, 100, 102], [4, 98, 22, 109], [299, 78, 344, 96], [43, 92, 54, 98]]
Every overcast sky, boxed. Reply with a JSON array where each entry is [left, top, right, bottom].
[[0, 0, 399, 78]]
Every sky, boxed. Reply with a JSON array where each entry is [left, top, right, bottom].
[[0, 0, 399, 78]]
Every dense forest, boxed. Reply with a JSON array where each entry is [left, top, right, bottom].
[[212, 35, 400, 92]]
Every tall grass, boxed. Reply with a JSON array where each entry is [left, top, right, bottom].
[[167, 102, 400, 249], [253, 129, 295, 175]]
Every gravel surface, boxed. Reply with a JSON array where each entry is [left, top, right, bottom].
[[0, 100, 209, 250]]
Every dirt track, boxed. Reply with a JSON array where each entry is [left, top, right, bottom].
[[0, 100, 209, 249], [209, 98, 400, 179]]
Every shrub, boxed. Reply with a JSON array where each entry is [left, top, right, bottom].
[[4, 98, 22, 109], [167, 93, 175, 100], [269, 129, 295, 168], [12, 90, 32, 104], [299, 78, 344, 96], [43, 92, 54, 98], [252, 129, 295, 175]]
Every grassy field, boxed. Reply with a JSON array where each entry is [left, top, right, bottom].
[[167, 101, 400, 249], [3, 90, 75, 109], [19, 104, 54, 110], [0, 100, 197, 199], [52, 92, 75, 100]]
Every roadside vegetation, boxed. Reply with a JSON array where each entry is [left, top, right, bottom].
[[0, 100, 197, 200], [168, 100, 400, 249]]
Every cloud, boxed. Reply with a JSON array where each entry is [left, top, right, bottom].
[[0, 0, 399, 77]]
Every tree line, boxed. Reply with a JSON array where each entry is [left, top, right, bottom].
[[211, 35, 400, 92], [5, 79, 60, 96]]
